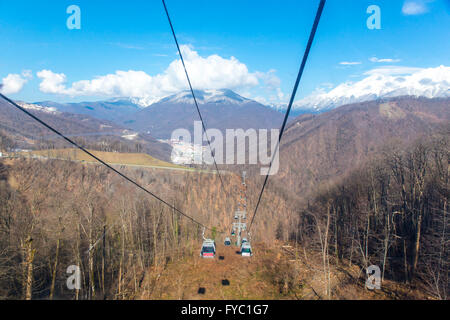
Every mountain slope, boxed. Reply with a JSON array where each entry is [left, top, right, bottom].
[[272, 96, 449, 198], [0, 99, 172, 161], [122, 89, 285, 139]]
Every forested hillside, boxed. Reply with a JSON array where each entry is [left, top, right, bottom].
[[0, 96, 448, 300]]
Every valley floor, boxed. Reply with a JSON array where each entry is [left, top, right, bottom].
[[6, 149, 219, 174]]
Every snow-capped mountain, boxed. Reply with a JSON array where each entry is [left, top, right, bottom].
[[121, 89, 284, 139], [156, 89, 252, 106], [290, 65, 450, 113]]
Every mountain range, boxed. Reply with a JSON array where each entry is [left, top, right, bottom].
[[121, 89, 285, 139], [29, 75, 450, 132], [32, 89, 285, 139], [34, 98, 141, 123], [2, 88, 447, 167]]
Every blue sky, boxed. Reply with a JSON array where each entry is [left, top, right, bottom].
[[0, 0, 449, 106]]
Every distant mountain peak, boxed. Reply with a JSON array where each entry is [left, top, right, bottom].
[[155, 89, 252, 106]]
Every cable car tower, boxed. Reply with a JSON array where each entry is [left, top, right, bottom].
[[232, 172, 248, 247]]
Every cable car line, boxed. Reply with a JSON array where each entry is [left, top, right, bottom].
[[248, 0, 326, 233], [0, 92, 218, 233], [162, 0, 229, 197], [1, 1, 325, 258]]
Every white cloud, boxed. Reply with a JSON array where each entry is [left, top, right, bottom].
[[37, 70, 68, 94], [369, 57, 401, 63], [253, 96, 269, 105], [293, 65, 450, 111], [258, 69, 281, 90], [339, 61, 362, 65], [0, 71, 32, 95], [363, 66, 424, 76], [37, 46, 276, 106], [276, 88, 285, 100], [402, 1, 434, 15]]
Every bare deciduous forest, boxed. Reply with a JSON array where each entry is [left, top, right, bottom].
[[0, 104, 448, 300], [0, 154, 238, 299], [293, 135, 449, 299]]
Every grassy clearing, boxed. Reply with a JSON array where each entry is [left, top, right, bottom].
[[22, 148, 184, 169]]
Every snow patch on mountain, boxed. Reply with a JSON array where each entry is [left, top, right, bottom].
[[107, 89, 253, 107], [154, 89, 252, 105], [108, 97, 160, 107], [17, 102, 60, 115]]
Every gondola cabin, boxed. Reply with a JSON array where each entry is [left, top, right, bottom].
[[200, 239, 216, 258], [224, 237, 231, 246], [240, 243, 252, 257]]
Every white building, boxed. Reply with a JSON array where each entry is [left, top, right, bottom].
[[168, 139, 206, 165]]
